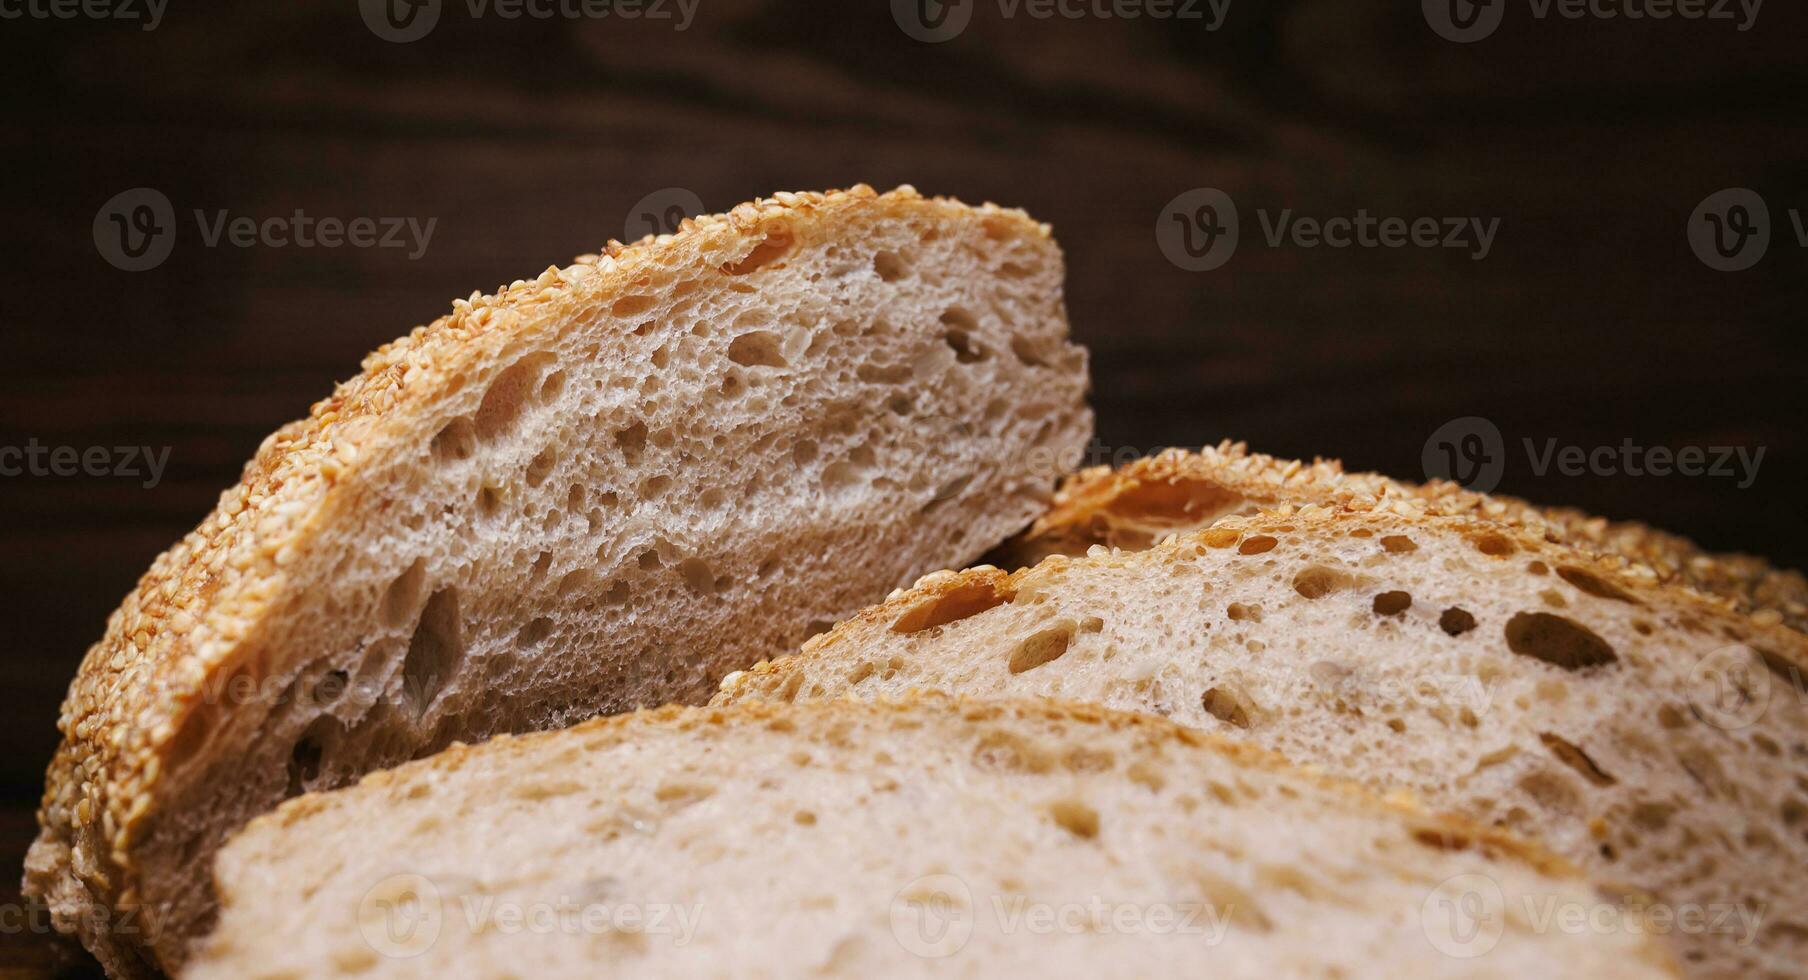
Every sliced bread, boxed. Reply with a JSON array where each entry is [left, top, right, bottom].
[[719, 508, 1808, 978], [1000, 443, 1807, 633], [187, 697, 1677, 978], [26, 186, 1092, 976]]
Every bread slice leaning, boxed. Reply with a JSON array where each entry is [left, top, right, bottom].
[[186, 696, 1677, 979], [999, 443, 1808, 633], [26, 185, 1092, 977], [719, 508, 1808, 979]]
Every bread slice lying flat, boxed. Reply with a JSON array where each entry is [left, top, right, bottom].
[[186, 697, 1676, 979], [1000, 443, 1807, 633], [27, 186, 1092, 976], [719, 508, 1808, 978]]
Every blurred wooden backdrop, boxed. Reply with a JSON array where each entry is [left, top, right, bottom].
[[2, 0, 1805, 972]]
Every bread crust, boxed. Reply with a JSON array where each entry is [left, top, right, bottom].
[[26, 185, 1057, 977], [999, 442, 1807, 632]]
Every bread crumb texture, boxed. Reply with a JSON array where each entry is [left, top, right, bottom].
[[722, 506, 1808, 979], [188, 697, 1676, 979], [26, 185, 1093, 976]]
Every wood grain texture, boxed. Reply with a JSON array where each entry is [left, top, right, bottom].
[[1, 1, 1804, 973]]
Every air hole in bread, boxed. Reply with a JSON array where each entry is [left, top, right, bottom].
[[727, 330, 788, 368], [1372, 591, 1412, 616], [429, 416, 477, 463], [1555, 566, 1638, 604], [1505, 612, 1618, 671], [1227, 602, 1261, 622], [1410, 827, 1473, 852], [516, 617, 553, 648], [921, 473, 974, 512], [821, 460, 862, 496], [476, 485, 503, 517], [722, 225, 793, 276], [1439, 607, 1477, 636], [1292, 565, 1352, 599], [1201, 686, 1253, 729], [1239, 535, 1278, 556], [640, 475, 672, 500], [611, 294, 657, 319], [474, 354, 551, 441], [680, 558, 717, 595], [1539, 732, 1617, 786], [1048, 799, 1101, 840], [1379, 534, 1417, 554], [402, 589, 464, 716], [654, 780, 715, 809], [538, 369, 566, 402], [941, 327, 985, 364], [1527, 560, 1549, 576], [613, 420, 648, 460], [1009, 621, 1076, 674], [1471, 531, 1516, 557], [285, 725, 326, 799], [892, 580, 1014, 633], [1010, 334, 1047, 367], [872, 250, 910, 282], [525, 446, 557, 487], [380, 558, 427, 629]]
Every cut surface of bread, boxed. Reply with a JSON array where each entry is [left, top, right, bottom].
[[721, 509, 1808, 979], [188, 697, 1675, 979], [998, 443, 1808, 633], [26, 186, 1092, 976]]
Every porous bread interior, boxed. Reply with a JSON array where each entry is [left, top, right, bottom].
[[187, 698, 1674, 979], [29, 188, 1091, 975], [721, 510, 1808, 979], [999, 443, 1808, 634]]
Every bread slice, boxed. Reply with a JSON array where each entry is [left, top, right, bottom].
[[186, 696, 1677, 979], [999, 443, 1808, 633], [719, 508, 1808, 978], [25, 186, 1092, 977]]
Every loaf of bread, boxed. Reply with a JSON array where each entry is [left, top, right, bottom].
[[26, 186, 1092, 976], [720, 508, 1808, 978], [1000, 443, 1807, 633], [187, 697, 1677, 978]]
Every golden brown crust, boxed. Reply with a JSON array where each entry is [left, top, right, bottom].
[[1000, 443, 1807, 633], [28, 184, 1053, 975]]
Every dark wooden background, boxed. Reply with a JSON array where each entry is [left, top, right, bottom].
[[2, 0, 1805, 973]]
